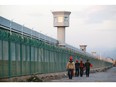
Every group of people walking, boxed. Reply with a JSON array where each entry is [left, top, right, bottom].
[[66, 56, 92, 79]]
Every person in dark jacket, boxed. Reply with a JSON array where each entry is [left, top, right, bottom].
[[75, 59, 80, 77], [84, 59, 92, 77], [79, 60, 84, 77]]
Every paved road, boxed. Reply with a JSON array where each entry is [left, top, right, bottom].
[[51, 67, 116, 82]]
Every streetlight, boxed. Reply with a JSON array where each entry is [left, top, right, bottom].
[[21, 24, 24, 39], [9, 19, 13, 35], [31, 28, 34, 39]]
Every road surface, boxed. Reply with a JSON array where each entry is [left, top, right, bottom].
[[51, 67, 116, 82]]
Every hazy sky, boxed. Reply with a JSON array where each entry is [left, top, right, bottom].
[[0, 5, 116, 58]]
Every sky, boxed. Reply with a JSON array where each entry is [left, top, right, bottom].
[[0, 5, 116, 59]]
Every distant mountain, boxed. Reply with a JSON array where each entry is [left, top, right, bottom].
[[87, 48, 116, 60], [101, 49, 116, 60]]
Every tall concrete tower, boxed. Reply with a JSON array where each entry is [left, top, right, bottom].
[[52, 11, 71, 46], [80, 45, 87, 52]]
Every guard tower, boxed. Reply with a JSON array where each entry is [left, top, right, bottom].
[[91, 51, 96, 55], [80, 45, 87, 52], [52, 11, 71, 46]]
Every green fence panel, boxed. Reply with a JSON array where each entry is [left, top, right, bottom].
[[22, 44, 26, 75], [47, 50, 50, 73], [0, 40, 3, 78], [10, 42, 16, 77], [15, 43, 21, 76], [31, 46, 35, 74], [26, 45, 30, 75], [35, 47, 38, 74], [38, 48, 41, 74], [3, 41, 9, 77]]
